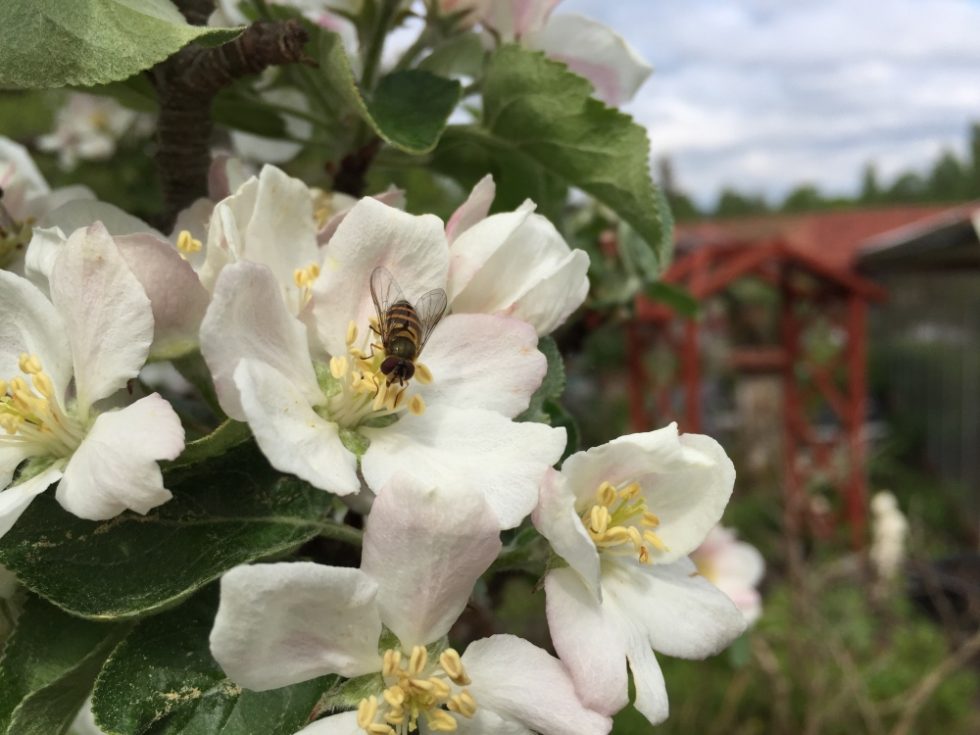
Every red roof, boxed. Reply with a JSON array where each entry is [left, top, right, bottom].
[[675, 205, 957, 270]]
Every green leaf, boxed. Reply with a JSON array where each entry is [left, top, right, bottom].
[[0, 596, 128, 735], [167, 420, 253, 470], [418, 33, 486, 79], [645, 282, 699, 317], [93, 588, 334, 735], [462, 44, 672, 263], [0, 446, 336, 620], [83, 74, 158, 113], [0, 0, 242, 90], [318, 32, 461, 154], [517, 337, 565, 424]]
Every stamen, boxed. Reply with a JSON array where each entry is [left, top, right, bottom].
[[176, 230, 202, 255], [346, 321, 358, 346], [439, 650, 470, 685], [581, 478, 669, 564], [357, 695, 379, 729], [409, 645, 428, 675], [414, 362, 433, 385], [329, 355, 348, 379], [409, 394, 426, 416]]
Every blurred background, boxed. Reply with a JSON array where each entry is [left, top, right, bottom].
[[2, 0, 978, 732]]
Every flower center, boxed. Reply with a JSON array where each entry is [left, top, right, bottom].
[[581, 480, 668, 564], [175, 229, 203, 259], [316, 321, 429, 431], [292, 261, 320, 306], [0, 354, 84, 459], [357, 645, 477, 734]]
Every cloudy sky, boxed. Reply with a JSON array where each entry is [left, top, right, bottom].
[[562, 0, 980, 207]]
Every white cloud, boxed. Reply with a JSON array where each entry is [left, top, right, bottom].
[[561, 0, 980, 206]]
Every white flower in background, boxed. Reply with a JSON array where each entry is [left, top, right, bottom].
[[533, 424, 746, 726], [870, 491, 908, 583], [210, 477, 611, 735], [201, 197, 564, 528], [446, 175, 590, 336], [691, 525, 765, 625], [437, 0, 652, 106], [37, 93, 150, 171], [0, 224, 184, 538], [0, 137, 92, 272]]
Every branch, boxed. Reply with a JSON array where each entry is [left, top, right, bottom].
[[153, 18, 311, 229]]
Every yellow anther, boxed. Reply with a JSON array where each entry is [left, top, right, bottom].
[[589, 505, 610, 535], [9, 377, 27, 395], [408, 646, 428, 675], [32, 372, 55, 400], [382, 649, 402, 676], [639, 546, 651, 564], [426, 710, 458, 732], [409, 394, 426, 416], [18, 353, 42, 375], [597, 481, 617, 506], [357, 695, 379, 729], [582, 478, 669, 563], [371, 382, 389, 412], [0, 379, 8, 395], [643, 530, 668, 551], [620, 482, 641, 499], [448, 691, 477, 718], [176, 230, 202, 255], [346, 321, 358, 346], [439, 649, 469, 685], [627, 526, 644, 548], [367, 725, 394, 735], [293, 262, 321, 289], [382, 686, 405, 708], [329, 355, 348, 380], [414, 362, 433, 385], [428, 676, 452, 699], [643, 511, 661, 527]]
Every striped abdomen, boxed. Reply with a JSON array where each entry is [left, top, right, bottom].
[[384, 300, 421, 359]]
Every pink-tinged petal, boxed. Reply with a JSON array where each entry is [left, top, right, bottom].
[[526, 14, 652, 106], [446, 174, 495, 244], [480, 0, 562, 40], [417, 314, 545, 418], [234, 360, 359, 496], [312, 198, 449, 357], [362, 474, 501, 648], [533, 470, 600, 596], [603, 556, 746, 660], [560, 425, 735, 562], [622, 622, 669, 726], [56, 393, 184, 520], [448, 203, 534, 302], [315, 188, 404, 247], [544, 568, 627, 716], [49, 223, 154, 410], [0, 270, 71, 403], [293, 711, 362, 735], [210, 562, 382, 691], [361, 406, 566, 530], [0, 464, 63, 539], [461, 634, 612, 735], [115, 233, 209, 359], [200, 261, 320, 420], [505, 248, 589, 336]]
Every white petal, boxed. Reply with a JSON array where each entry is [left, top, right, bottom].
[[234, 359, 359, 496], [461, 635, 612, 735], [532, 470, 599, 596], [448, 203, 534, 302], [361, 406, 566, 529], [526, 14, 652, 106], [0, 464, 63, 539], [56, 393, 184, 520], [210, 562, 382, 690], [0, 136, 49, 220], [0, 270, 72, 403], [446, 174, 495, 243], [38, 199, 159, 237], [312, 198, 449, 357], [417, 314, 545, 418], [0, 445, 31, 488], [361, 474, 501, 648], [293, 711, 362, 735], [200, 261, 320, 420], [603, 556, 747, 660], [455, 709, 532, 735], [115, 233, 209, 359], [561, 424, 734, 562], [543, 568, 628, 716], [623, 622, 669, 726], [505, 248, 589, 336], [49, 223, 154, 410]]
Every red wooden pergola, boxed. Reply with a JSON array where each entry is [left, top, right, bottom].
[[626, 239, 886, 548]]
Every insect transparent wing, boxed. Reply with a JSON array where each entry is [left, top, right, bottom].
[[370, 266, 405, 338], [413, 288, 448, 353]]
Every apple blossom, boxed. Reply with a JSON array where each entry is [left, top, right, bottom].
[[200, 197, 564, 528], [210, 477, 611, 735], [0, 223, 184, 537], [446, 175, 589, 336], [533, 423, 746, 726], [870, 491, 908, 583], [691, 524, 766, 625]]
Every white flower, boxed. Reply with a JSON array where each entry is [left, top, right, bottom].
[[200, 197, 565, 528], [0, 224, 184, 537], [870, 491, 908, 582], [691, 525, 765, 625], [532, 424, 746, 726], [210, 476, 611, 735], [37, 93, 149, 171], [0, 137, 92, 272], [447, 175, 590, 336], [449, 1, 651, 106]]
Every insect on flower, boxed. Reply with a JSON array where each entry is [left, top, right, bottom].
[[370, 266, 447, 385]]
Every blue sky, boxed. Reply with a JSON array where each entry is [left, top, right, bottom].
[[562, 0, 980, 206]]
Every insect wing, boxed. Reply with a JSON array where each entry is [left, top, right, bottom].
[[413, 288, 448, 353], [369, 266, 405, 339]]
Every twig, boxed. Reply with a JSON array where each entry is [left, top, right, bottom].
[[152, 6, 311, 229]]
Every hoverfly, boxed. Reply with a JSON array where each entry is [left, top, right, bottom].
[[370, 266, 447, 385]]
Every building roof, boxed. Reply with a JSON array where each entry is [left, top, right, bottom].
[[676, 205, 956, 270], [858, 203, 980, 272]]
